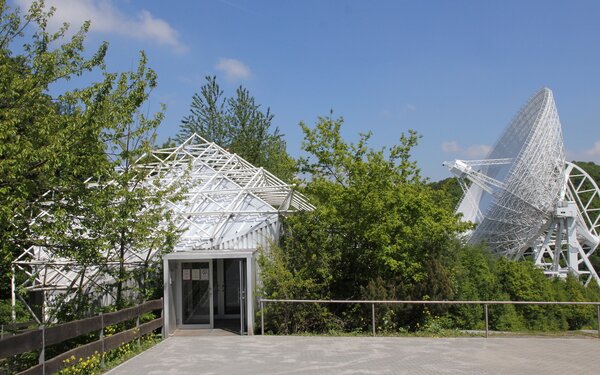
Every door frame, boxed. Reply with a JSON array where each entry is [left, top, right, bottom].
[[177, 260, 213, 328], [163, 250, 255, 335], [239, 258, 246, 334]]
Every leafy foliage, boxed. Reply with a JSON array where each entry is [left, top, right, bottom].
[[0, 0, 179, 321], [56, 334, 161, 375], [0, 0, 109, 300], [260, 115, 600, 335], [449, 245, 600, 332], [429, 177, 463, 209], [260, 114, 469, 333]]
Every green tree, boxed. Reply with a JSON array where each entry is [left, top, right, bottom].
[[0, 0, 179, 319], [429, 177, 463, 209], [0, 0, 109, 302], [574, 161, 600, 183], [177, 76, 295, 181], [448, 244, 496, 329], [85, 54, 181, 310], [260, 114, 469, 332]]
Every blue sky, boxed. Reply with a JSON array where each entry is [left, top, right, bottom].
[[13, 0, 600, 180]]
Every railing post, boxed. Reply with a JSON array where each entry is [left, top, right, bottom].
[[484, 304, 489, 338], [371, 303, 376, 337], [260, 300, 264, 336], [597, 305, 600, 339], [11, 266, 16, 322], [136, 306, 141, 347], [100, 313, 105, 368], [160, 297, 165, 339], [39, 324, 45, 375]]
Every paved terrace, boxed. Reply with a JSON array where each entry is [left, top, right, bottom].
[[107, 334, 600, 374]]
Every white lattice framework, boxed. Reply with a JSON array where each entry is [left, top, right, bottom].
[[444, 88, 600, 286], [12, 134, 314, 314]]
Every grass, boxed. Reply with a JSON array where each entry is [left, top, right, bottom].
[[100, 335, 162, 373], [56, 333, 163, 375]]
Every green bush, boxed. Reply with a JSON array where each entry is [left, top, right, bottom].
[[0, 299, 29, 325]]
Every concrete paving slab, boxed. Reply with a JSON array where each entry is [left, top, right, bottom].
[[173, 328, 238, 337], [106, 335, 600, 374]]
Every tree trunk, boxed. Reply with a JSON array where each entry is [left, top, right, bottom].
[[116, 230, 126, 309]]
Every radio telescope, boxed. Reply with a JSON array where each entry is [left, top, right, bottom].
[[444, 88, 600, 286]]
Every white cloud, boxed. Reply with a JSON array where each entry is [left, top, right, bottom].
[[15, 0, 187, 53], [441, 141, 460, 153], [215, 58, 252, 81], [404, 103, 417, 112], [441, 140, 491, 158], [465, 144, 492, 158], [584, 140, 600, 160]]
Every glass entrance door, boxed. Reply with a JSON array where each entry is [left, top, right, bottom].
[[181, 261, 213, 327], [212, 258, 247, 334], [223, 259, 241, 315]]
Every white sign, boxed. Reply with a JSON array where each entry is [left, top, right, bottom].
[[192, 269, 200, 281], [200, 268, 209, 281], [182, 269, 191, 281]]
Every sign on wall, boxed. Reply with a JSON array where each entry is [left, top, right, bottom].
[[201, 268, 209, 280], [192, 269, 200, 281]]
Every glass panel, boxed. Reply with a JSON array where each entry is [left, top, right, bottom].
[[224, 259, 240, 314], [182, 262, 210, 324]]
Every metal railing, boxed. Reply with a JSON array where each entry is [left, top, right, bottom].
[[259, 299, 600, 338]]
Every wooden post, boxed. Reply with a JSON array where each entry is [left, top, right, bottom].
[[371, 303, 376, 337], [484, 304, 489, 338], [136, 306, 141, 347], [100, 313, 105, 368], [160, 297, 164, 339]]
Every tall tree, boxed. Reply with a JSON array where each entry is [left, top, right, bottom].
[[179, 76, 229, 146], [260, 114, 469, 332], [0, 0, 109, 301], [0, 0, 179, 319], [98, 54, 181, 309], [177, 76, 295, 181]]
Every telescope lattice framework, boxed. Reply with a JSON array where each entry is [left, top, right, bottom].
[[12, 134, 314, 319], [444, 88, 600, 286]]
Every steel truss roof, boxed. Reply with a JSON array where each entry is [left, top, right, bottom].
[[13, 134, 314, 304]]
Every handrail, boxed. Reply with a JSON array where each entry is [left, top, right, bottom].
[[0, 298, 164, 375], [0, 321, 37, 340], [258, 298, 600, 338], [260, 298, 600, 305]]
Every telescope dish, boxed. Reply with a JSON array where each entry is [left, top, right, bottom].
[[445, 88, 600, 285]]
